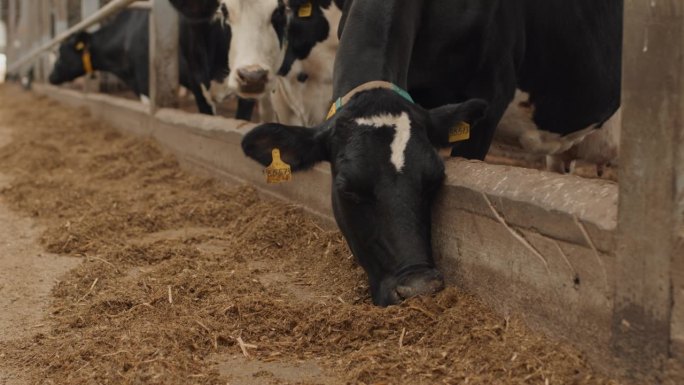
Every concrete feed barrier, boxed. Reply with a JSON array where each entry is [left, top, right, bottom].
[[33, 83, 619, 369]]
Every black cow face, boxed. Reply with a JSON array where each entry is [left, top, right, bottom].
[[242, 89, 487, 305], [49, 32, 91, 85]]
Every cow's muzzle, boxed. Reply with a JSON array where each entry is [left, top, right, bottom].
[[48, 72, 61, 85], [379, 268, 445, 306], [236, 65, 269, 95], [395, 268, 445, 300]]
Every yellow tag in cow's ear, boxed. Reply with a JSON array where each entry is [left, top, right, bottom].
[[326, 103, 337, 120], [75, 42, 85, 51], [265, 149, 292, 184], [298, 1, 313, 17], [449, 121, 471, 143]]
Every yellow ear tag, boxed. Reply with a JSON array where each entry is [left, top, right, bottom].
[[265, 149, 292, 184], [82, 51, 94, 74], [449, 121, 471, 143], [75, 42, 85, 51], [326, 103, 337, 120], [298, 1, 313, 17]]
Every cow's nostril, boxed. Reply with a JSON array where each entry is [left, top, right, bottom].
[[236, 67, 269, 85], [395, 269, 445, 300]]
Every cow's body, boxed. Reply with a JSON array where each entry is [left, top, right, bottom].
[[242, 0, 622, 306], [49, 9, 254, 118], [337, 0, 622, 160]]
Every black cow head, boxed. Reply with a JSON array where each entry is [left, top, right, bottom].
[[242, 87, 487, 306], [49, 32, 92, 85]]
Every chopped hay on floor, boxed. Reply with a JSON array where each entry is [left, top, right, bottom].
[[0, 85, 620, 385]]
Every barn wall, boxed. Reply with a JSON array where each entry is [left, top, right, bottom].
[[32, 83, 622, 373]]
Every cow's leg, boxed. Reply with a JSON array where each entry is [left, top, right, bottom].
[[235, 98, 256, 121], [545, 154, 576, 174], [545, 146, 578, 174], [189, 84, 216, 115]]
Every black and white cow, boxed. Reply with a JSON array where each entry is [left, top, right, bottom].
[[170, 0, 343, 125], [48, 9, 255, 118], [241, 0, 622, 305]]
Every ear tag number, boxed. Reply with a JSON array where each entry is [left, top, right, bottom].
[[265, 149, 292, 184], [299, 1, 313, 17], [449, 121, 471, 143]]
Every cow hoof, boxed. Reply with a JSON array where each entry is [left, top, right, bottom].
[[395, 269, 445, 300]]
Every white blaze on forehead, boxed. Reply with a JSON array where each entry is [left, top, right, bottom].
[[356, 112, 412, 172]]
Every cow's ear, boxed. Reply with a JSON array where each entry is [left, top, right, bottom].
[[73, 31, 91, 50], [427, 99, 488, 148], [242, 123, 330, 172]]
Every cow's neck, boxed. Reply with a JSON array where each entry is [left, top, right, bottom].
[[332, 0, 423, 99], [88, 26, 128, 77]]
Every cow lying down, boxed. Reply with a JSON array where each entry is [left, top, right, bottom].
[[49, 9, 254, 118], [496, 90, 621, 176]]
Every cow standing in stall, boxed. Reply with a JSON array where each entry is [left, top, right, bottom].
[[48, 9, 255, 118], [242, 0, 622, 306], [170, 0, 343, 125]]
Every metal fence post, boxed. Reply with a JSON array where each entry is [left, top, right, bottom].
[[6, 0, 16, 66], [53, 0, 68, 34], [80, 0, 100, 92], [37, 0, 52, 82], [148, 0, 179, 113], [613, 0, 684, 380]]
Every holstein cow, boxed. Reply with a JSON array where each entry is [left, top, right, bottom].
[[170, 0, 343, 125], [49, 9, 255, 118], [241, 0, 622, 306]]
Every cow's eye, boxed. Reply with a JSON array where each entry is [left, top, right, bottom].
[[340, 187, 375, 204], [341, 190, 363, 204], [220, 3, 229, 20]]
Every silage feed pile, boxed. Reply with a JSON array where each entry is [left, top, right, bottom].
[[0, 85, 620, 385]]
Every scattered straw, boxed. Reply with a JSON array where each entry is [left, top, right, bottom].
[[0, 85, 622, 385]]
